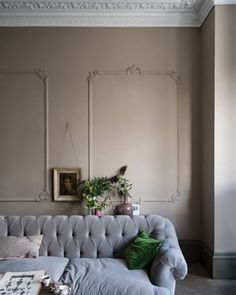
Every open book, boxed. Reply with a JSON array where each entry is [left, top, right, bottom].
[[0, 270, 45, 295]]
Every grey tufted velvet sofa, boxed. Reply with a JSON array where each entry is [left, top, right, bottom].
[[0, 215, 187, 295]]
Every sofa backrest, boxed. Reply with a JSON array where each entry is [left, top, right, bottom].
[[0, 215, 176, 259]]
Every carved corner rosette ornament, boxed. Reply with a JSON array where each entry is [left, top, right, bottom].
[[167, 71, 181, 83], [36, 187, 50, 202], [88, 70, 100, 84], [170, 190, 182, 202], [35, 68, 48, 82], [126, 65, 142, 75]]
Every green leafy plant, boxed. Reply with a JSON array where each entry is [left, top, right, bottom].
[[116, 177, 132, 198], [82, 177, 113, 209]]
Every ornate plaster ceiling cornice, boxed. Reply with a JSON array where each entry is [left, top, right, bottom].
[[0, 0, 235, 27]]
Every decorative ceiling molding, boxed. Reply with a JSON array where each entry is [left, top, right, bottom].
[[198, 0, 214, 25], [214, 0, 236, 3], [0, 1, 199, 10], [0, 0, 235, 27]]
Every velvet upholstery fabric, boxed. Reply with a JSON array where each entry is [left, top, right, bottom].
[[124, 231, 162, 269], [61, 258, 171, 295], [0, 215, 187, 295]]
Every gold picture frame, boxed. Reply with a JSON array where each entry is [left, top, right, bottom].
[[53, 168, 81, 201]]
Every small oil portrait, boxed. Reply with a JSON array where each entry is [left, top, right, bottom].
[[60, 173, 77, 196], [53, 168, 81, 201]]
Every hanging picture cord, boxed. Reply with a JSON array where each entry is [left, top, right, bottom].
[[57, 122, 79, 167]]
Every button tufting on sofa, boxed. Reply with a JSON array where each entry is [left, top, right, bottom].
[[0, 215, 187, 295]]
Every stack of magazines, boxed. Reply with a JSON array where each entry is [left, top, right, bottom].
[[0, 270, 45, 295]]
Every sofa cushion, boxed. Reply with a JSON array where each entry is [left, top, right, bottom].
[[124, 231, 163, 269], [0, 256, 69, 282], [0, 235, 43, 259], [60, 258, 170, 295]]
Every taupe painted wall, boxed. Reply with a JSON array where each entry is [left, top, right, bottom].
[[201, 9, 215, 251], [215, 5, 236, 252], [0, 28, 201, 239], [200, 5, 236, 253]]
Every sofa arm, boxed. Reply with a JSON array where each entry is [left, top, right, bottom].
[[147, 216, 188, 295], [150, 245, 187, 295]]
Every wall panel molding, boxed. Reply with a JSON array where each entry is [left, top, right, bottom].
[[0, 69, 49, 202], [88, 65, 182, 203]]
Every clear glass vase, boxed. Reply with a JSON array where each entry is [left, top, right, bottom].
[[87, 207, 96, 215]]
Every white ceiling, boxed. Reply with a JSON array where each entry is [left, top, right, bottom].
[[0, 0, 235, 27]]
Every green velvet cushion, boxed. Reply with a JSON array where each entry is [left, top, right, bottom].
[[124, 231, 163, 270]]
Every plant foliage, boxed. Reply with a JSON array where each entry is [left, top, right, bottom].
[[82, 177, 113, 209], [116, 177, 132, 198]]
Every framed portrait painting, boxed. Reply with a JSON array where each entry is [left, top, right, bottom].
[[53, 168, 81, 201]]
